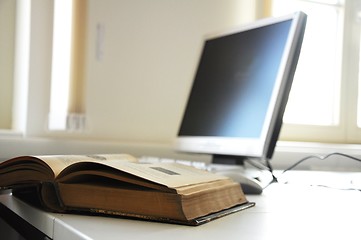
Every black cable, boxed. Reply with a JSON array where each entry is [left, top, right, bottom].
[[246, 152, 361, 189], [274, 152, 361, 191], [282, 152, 361, 174], [265, 158, 278, 184], [244, 158, 270, 171], [244, 158, 278, 188]]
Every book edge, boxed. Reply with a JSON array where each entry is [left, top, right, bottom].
[[68, 201, 255, 226]]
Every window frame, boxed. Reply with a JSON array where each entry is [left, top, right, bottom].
[[271, 0, 361, 144], [343, 0, 361, 143]]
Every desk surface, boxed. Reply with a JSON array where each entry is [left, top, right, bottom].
[[1, 171, 361, 240]]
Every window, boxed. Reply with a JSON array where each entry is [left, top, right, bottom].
[[49, 0, 74, 130], [0, 0, 87, 136], [271, 0, 361, 143], [49, 0, 86, 131]]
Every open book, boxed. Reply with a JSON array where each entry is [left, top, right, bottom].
[[0, 154, 254, 225]]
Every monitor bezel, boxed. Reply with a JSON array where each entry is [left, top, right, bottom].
[[175, 12, 307, 160]]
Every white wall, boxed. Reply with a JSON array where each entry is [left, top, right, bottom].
[[1, 0, 258, 158], [84, 0, 257, 143], [0, 0, 16, 129]]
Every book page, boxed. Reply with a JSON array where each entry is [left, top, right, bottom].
[[38, 154, 137, 177], [98, 161, 228, 188]]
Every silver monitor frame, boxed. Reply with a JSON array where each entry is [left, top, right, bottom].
[[175, 12, 307, 161]]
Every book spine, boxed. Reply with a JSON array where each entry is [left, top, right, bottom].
[[39, 182, 66, 212], [11, 184, 54, 211]]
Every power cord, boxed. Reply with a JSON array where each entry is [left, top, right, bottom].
[[245, 152, 361, 189], [281, 152, 361, 174], [244, 158, 279, 188]]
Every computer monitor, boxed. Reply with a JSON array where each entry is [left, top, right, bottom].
[[175, 12, 307, 165]]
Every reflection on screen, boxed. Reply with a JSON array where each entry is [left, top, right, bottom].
[[179, 20, 292, 138]]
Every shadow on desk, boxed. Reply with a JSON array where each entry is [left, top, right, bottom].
[[0, 217, 26, 240], [0, 202, 50, 240]]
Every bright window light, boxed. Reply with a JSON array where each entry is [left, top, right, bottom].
[[48, 0, 73, 130], [358, 25, 361, 127], [272, 0, 343, 126]]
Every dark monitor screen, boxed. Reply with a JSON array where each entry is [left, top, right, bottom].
[[176, 12, 307, 163]]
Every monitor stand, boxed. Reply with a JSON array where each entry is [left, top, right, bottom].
[[208, 155, 268, 194], [212, 154, 247, 166]]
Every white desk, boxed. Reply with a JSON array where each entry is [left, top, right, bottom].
[[1, 171, 361, 240]]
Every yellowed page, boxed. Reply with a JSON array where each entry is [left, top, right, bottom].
[[98, 161, 228, 188], [37, 154, 137, 177]]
